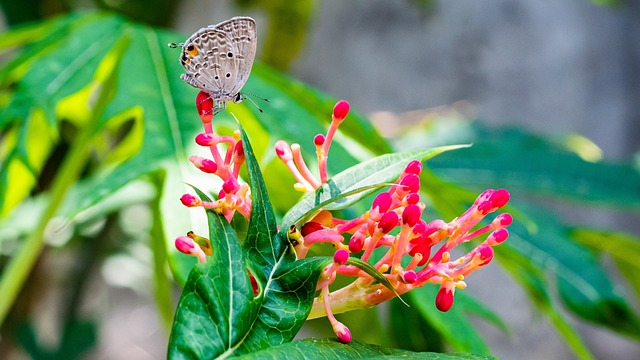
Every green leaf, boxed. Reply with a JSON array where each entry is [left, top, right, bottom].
[[280, 145, 468, 235], [570, 228, 640, 299], [167, 197, 258, 359], [168, 130, 333, 358], [403, 286, 497, 355], [495, 245, 595, 360], [233, 338, 496, 360], [345, 258, 400, 300], [403, 121, 640, 209], [0, 31, 131, 325], [506, 207, 640, 338]]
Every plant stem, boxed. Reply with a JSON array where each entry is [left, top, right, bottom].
[[0, 116, 95, 325]]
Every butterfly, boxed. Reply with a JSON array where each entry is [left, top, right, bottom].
[[170, 17, 266, 113]]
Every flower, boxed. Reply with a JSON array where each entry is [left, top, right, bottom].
[[176, 95, 513, 344]]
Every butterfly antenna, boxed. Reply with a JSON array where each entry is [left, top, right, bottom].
[[243, 95, 264, 113], [243, 91, 270, 103]]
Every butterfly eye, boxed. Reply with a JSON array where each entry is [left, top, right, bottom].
[[186, 44, 198, 57]]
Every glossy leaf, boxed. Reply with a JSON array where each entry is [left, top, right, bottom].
[[233, 338, 496, 360]]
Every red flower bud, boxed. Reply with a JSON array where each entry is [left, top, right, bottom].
[[402, 270, 417, 284], [195, 133, 215, 146], [493, 213, 513, 228], [404, 160, 422, 175], [402, 204, 422, 227], [490, 188, 510, 208], [487, 228, 509, 246], [477, 246, 494, 265], [274, 140, 292, 160], [377, 211, 399, 234], [400, 174, 420, 193], [196, 90, 214, 122], [333, 249, 349, 265], [222, 179, 239, 194], [234, 140, 244, 159], [200, 159, 217, 173], [348, 232, 365, 253], [314, 134, 325, 146], [175, 236, 195, 254], [332, 100, 350, 120], [435, 284, 455, 312], [333, 322, 352, 344], [372, 192, 392, 213], [301, 221, 324, 236], [404, 193, 420, 205], [477, 201, 492, 215], [180, 193, 200, 207]]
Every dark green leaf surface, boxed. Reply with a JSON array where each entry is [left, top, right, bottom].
[[404, 286, 501, 355], [399, 121, 640, 208], [234, 338, 496, 360], [571, 229, 640, 299]]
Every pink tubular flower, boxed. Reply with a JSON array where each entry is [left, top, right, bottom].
[[404, 160, 422, 175], [175, 236, 207, 263], [181, 194, 200, 207], [333, 321, 352, 344], [299, 161, 511, 323], [196, 90, 214, 123], [435, 281, 455, 312], [333, 100, 350, 122]]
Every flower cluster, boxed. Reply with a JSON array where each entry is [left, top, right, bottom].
[[173, 94, 512, 344], [174, 91, 251, 262], [274, 100, 512, 343]]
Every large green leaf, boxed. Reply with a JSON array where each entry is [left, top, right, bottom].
[[399, 120, 640, 208], [167, 130, 332, 358], [234, 338, 496, 360]]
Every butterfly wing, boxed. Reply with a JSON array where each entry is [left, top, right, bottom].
[[180, 27, 232, 97], [178, 17, 257, 103], [214, 16, 257, 95]]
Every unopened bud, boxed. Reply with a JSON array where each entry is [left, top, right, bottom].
[[404, 160, 422, 175], [332, 100, 350, 121], [333, 249, 349, 265], [180, 193, 200, 207]]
